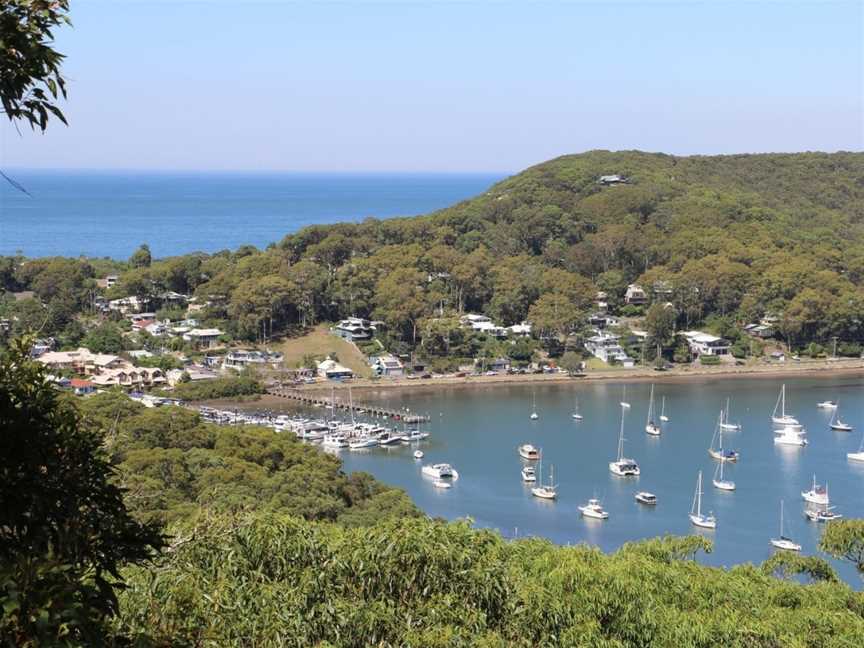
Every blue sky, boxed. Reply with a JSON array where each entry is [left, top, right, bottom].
[[1, 0, 861, 172]]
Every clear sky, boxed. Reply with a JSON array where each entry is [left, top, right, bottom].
[[1, 0, 862, 172]]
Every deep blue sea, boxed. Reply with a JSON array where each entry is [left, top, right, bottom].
[[0, 170, 503, 259]]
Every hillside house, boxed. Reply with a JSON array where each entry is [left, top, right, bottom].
[[624, 284, 648, 305], [332, 317, 376, 342], [182, 328, 223, 349], [69, 378, 95, 396], [681, 331, 731, 356], [460, 314, 507, 337], [90, 367, 166, 389], [38, 348, 125, 374], [223, 349, 284, 370], [584, 333, 635, 367]]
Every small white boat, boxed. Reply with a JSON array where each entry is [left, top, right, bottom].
[[376, 430, 402, 446], [413, 450, 424, 460], [770, 500, 801, 552], [774, 425, 807, 446], [659, 396, 669, 422], [829, 402, 853, 431], [817, 400, 838, 409], [689, 470, 717, 529], [530, 390, 539, 420], [572, 395, 583, 420], [433, 479, 452, 489], [531, 462, 557, 499], [518, 443, 541, 460], [579, 498, 609, 519], [645, 384, 661, 436], [322, 433, 349, 449], [422, 463, 459, 480], [848, 428, 864, 462], [635, 491, 657, 505], [708, 412, 739, 462], [620, 386, 631, 409], [771, 384, 799, 426], [801, 475, 829, 505], [804, 506, 842, 523], [521, 466, 537, 482], [609, 406, 640, 476], [401, 429, 430, 442], [349, 435, 379, 450], [712, 459, 735, 491], [719, 397, 741, 431]]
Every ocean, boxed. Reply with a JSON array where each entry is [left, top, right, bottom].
[[0, 170, 503, 259]]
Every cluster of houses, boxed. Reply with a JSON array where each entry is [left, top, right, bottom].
[[36, 347, 168, 390], [459, 314, 532, 338]]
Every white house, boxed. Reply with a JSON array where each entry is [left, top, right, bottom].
[[332, 317, 376, 342], [507, 322, 532, 337], [223, 349, 284, 370], [624, 284, 648, 305], [317, 358, 354, 380], [584, 333, 635, 367], [370, 354, 404, 377], [182, 328, 223, 349], [460, 314, 507, 337], [681, 331, 731, 356]]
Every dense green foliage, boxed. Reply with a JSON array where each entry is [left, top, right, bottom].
[[77, 392, 419, 528], [5, 151, 863, 358], [820, 519, 864, 575], [161, 373, 265, 400], [0, 339, 162, 646], [112, 514, 864, 647]]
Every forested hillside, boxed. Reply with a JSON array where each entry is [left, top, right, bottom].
[[4, 151, 863, 358]]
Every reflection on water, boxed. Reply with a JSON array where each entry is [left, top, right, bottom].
[[323, 373, 864, 586]]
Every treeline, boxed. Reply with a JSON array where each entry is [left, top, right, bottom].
[[3, 151, 864, 354]]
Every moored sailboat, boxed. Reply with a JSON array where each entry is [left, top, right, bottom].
[[645, 384, 661, 436], [720, 397, 741, 431], [770, 500, 801, 551], [848, 427, 864, 462], [659, 396, 669, 422], [531, 461, 557, 499], [708, 412, 739, 462], [772, 384, 800, 426], [712, 457, 735, 491], [609, 405, 640, 476], [689, 470, 716, 529], [829, 402, 853, 432]]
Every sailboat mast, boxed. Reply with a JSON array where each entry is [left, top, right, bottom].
[[618, 408, 625, 461]]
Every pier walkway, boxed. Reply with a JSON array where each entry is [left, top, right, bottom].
[[266, 386, 430, 423]]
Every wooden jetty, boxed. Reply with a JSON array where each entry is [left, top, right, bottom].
[[266, 387, 430, 423]]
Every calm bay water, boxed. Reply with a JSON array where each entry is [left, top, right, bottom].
[[0, 171, 502, 259], [325, 374, 864, 584]]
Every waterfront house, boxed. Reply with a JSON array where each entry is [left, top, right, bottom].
[[223, 349, 284, 371], [370, 354, 404, 377], [584, 333, 635, 367], [317, 358, 354, 380], [478, 357, 511, 373], [332, 317, 376, 342], [681, 331, 731, 357], [460, 314, 507, 337], [182, 328, 223, 349], [624, 284, 648, 305]]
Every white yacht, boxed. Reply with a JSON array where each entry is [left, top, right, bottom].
[[829, 403, 853, 431], [635, 491, 657, 505], [801, 475, 829, 505], [413, 450, 424, 460], [772, 385, 800, 426], [401, 429, 430, 442], [770, 500, 801, 552], [689, 471, 717, 529], [322, 433, 349, 449], [719, 397, 741, 431], [531, 462, 557, 499], [712, 459, 735, 491], [518, 444, 541, 460], [817, 400, 838, 409], [645, 384, 661, 436], [579, 498, 609, 519], [848, 428, 864, 462], [708, 412, 739, 462], [376, 429, 402, 446], [521, 465, 537, 482], [774, 425, 807, 446], [349, 435, 379, 450], [804, 506, 842, 523], [609, 406, 640, 476], [422, 463, 459, 480], [659, 396, 669, 422]]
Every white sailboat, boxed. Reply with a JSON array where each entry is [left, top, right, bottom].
[[848, 427, 864, 462], [770, 500, 801, 551], [712, 457, 735, 491], [772, 384, 800, 426], [572, 395, 583, 420], [530, 389, 539, 420], [659, 395, 669, 422], [719, 397, 741, 431], [645, 384, 661, 436], [531, 461, 557, 499], [708, 412, 739, 462], [609, 406, 640, 476], [829, 402, 853, 432], [689, 470, 716, 529]]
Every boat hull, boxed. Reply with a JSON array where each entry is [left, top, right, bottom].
[[713, 479, 736, 491], [689, 514, 716, 529], [847, 451, 864, 462], [609, 461, 640, 476], [770, 538, 801, 551], [579, 507, 609, 519]]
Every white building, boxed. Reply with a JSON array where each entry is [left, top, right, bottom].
[[584, 333, 635, 367], [681, 331, 731, 356], [223, 349, 284, 370], [182, 328, 223, 349], [332, 317, 376, 342], [370, 354, 404, 377], [317, 358, 354, 380], [507, 322, 532, 337], [460, 314, 507, 337]]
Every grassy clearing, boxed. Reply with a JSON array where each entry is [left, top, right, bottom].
[[275, 324, 372, 378]]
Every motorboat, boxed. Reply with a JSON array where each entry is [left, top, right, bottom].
[[610, 406, 640, 476], [774, 426, 807, 446], [771, 384, 799, 426], [401, 429, 430, 442], [518, 444, 541, 460], [521, 466, 537, 482], [413, 450, 424, 460], [645, 384, 661, 436], [712, 459, 735, 491], [689, 471, 716, 529], [422, 463, 459, 480], [322, 433, 349, 449], [708, 412, 739, 461], [349, 435, 379, 450], [432, 480, 452, 489], [579, 498, 609, 519], [804, 507, 842, 523], [770, 500, 801, 551], [817, 400, 838, 409], [376, 430, 403, 446], [635, 491, 657, 505], [801, 475, 829, 505], [531, 462, 557, 499]]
